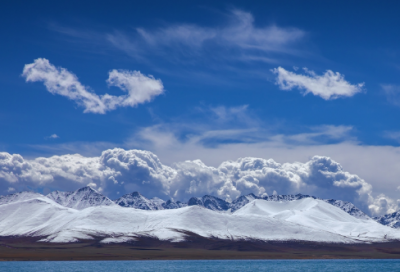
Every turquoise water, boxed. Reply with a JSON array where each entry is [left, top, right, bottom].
[[0, 260, 399, 271]]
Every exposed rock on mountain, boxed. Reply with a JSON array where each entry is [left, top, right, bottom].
[[374, 211, 400, 229], [47, 186, 115, 210]]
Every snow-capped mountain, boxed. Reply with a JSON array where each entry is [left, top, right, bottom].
[[324, 199, 370, 220], [374, 211, 400, 229], [47, 186, 115, 210], [0, 194, 398, 244], [264, 193, 316, 202], [230, 193, 259, 212], [162, 199, 187, 209], [114, 191, 186, 210], [43, 186, 372, 223], [114, 192, 164, 210], [187, 192, 371, 220], [188, 195, 230, 211]]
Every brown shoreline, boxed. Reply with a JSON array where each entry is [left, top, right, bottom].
[[1, 236, 400, 261]]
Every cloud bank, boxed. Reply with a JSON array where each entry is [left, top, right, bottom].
[[0, 148, 397, 216], [272, 67, 364, 100], [22, 58, 164, 113]]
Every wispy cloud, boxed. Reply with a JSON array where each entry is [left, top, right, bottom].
[[53, 9, 306, 68], [383, 131, 400, 143], [272, 67, 364, 100], [22, 58, 165, 114], [382, 84, 400, 106]]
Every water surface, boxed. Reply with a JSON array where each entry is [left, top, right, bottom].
[[0, 259, 399, 271]]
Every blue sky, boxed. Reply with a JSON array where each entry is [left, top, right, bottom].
[[1, 0, 400, 214]]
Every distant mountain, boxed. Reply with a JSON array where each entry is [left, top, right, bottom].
[[114, 192, 164, 210], [230, 193, 259, 212], [324, 199, 370, 220], [188, 195, 230, 211], [374, 211, 400, 229], [47, 186, 115, 210], [162, 199, 187, 209], [114, 191, 186, 210], [264, 193, 316, 202]]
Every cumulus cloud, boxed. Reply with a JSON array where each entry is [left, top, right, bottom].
[[22, 58, 164, 114], [0, 148, 396, 216], [272, 67, 364, 100]]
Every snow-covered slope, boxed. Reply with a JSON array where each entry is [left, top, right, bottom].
[[0, 191, 44, 206], [47, 186, 115, 210], [374, 211, 400, 229], [0, 195, 399, 244], [235, 199, 382, 240]]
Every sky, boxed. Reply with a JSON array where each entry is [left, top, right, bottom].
[[1, 0, 400, 216]]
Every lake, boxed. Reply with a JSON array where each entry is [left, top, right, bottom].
[[0, 259, 399, 271]]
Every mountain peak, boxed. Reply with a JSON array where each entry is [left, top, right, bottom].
[[114, 191, 164, 210], [374, 211, 400, 229], [47, 186, 115, 210]]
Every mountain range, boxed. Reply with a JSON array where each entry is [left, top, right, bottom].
[[0, 186, 399, 244]]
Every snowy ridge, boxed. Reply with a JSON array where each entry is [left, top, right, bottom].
[[0, 195, 399, 244], [188, 193, 370, 220], [44, 187, 372, 221], [230, 193, 259, 212], [47, 186, 115, 210], [188, 195, 230, 211], [114, 192, 164, 210], [114, 192, 186, 210], [324, 199, 370, 220], [374, 211, 400, 229], [0, 191, 43, 206]]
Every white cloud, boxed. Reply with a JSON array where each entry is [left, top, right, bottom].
[[22, 58, 164, 114], [45, 134, 59, 140], [271, 67, 364, 100], [0, 147, 397, 216]]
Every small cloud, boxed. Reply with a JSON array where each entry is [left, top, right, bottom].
[[7, 187, 15, 193], [271, 67, 364, 100], [293, 66, 299, 71], [45, 134, 59, 140], [382, 84, 400, 106]]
